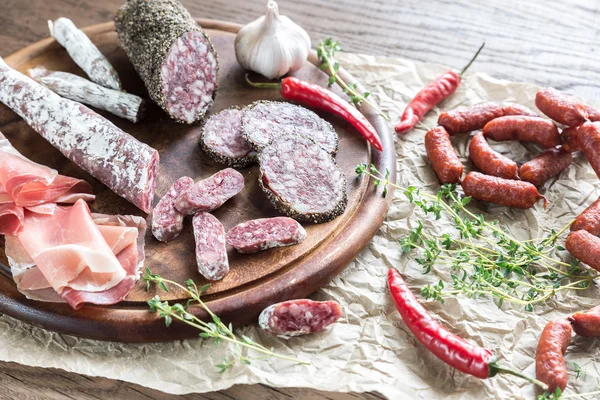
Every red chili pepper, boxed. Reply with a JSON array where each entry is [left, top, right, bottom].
[[246, 75, 383, 152], [395, 43, 485, 135]]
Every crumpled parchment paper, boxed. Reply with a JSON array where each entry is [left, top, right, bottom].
[[1, 52, 600, 399]]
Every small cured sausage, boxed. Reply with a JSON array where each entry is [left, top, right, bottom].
[[501, 104, 538, 117], [424, 126, 463, 184], [226, 217, 307, 254], [579, 122, 600, 179], [535, 319, 572, 394], [535, 88, 588, 127], [519, 146, 572, 187], [437, 103, 504, 135], [259, 299, 343, 336], [461, 172, 546, 209], [468, 131, 519, 179], [585, 105, 600, 122], [151, 177, 194, 242], [565, 230, 600, 271], [569, 305, 600, 337], [482, 116, 561, 148], [175, 168, 244, 215], [192, 212, 229, 281], [561, 125, 582, 152], [571, 197, 600, 235]]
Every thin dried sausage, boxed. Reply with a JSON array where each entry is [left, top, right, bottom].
[[571, 197, 600, 236], [226, 217, 307, 254], [483, 116, 561, 148], [569, 305, 600, 337], [438, 103, 503, 135], [519, 146, 572, 187], [565, 230, 600, 271], [535, 88, 588, 127], [579, 122, 600, 179], [192, 212, 229, 281], [175, 168, 245, 215], [424, 126, 463, 184], [535, 319, 572, 394], [468, 131, 519, 179], [501, 104, 538, 117], [151, 177, 194, 242], [461, 171, 546, 209]]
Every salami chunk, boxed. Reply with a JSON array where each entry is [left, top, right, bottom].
[[200, 106, 257, 167], [258, 134, 347, 223], [226, 217, 307, 254], [175, 168, 244, 215], [259, 299, 343, 336], [151, 176, 194, 242], [192, 212, 229, 281], [242, 101, 338, 154], [115, 0, 218, 124]]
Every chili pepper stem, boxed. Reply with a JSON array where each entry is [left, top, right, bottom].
[[459, 42, 486, 76], [489, 363, 549, 392], [245, 74, 281, 89]]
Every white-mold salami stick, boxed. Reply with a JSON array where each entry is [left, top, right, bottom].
[[48, 18, 122, 90], [0, 57, 159, 213], [29, 67, 144, 123], [151, 176, 194, 242]]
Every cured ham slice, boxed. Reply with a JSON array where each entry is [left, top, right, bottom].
[[0, 203, 24, 236]]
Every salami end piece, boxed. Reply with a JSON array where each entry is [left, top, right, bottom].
[[482, 116, 561, 148], [226, 217, 307, 254], [565, 230, 600, 272], [569, 305, 600, 337], [437, 103, 503, 135], [461, 171, 546, 209], [518, 146, 572, 187], [151, 176, 194, 242], [424, 126, 463, 184], [192, 212, 229, 281], [535, 87, 588, 127], [469, 131, 519, 180], [571, 197, 600, 235], [176, 168, 244, 215], [259, 299, 343, 336]]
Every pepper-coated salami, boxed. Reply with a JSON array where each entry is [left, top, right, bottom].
[[519, 146, 572, 187], [242, 101, 338, 154], [461, 172, 546, 209], [175, 168, 244, 215], [579, 122, 600, 179], [424, 126, 463, 184], [115, 0, 218, 124], [569, 305, 600, 337], [571, 197, 600, 235], [258, 134, 347, 223], [200, 106, 257, 168], [259, 299, 343, 336], [226, 217, 307, 254], [151, 176, 194, 242], [482, 116, 561, 148], [536, 319, 572, 394], [438, 103, 504, 135], [0, 58, 159, 213], [192, 212, 229, 281], [49, 18, 122, 90], [535, 88, 588, 127], [501, 104, 539, 117], [468, 131, 519, 179], [565, 230, 600, 271]]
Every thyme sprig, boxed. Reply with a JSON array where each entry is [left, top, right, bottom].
[[143, 268, 310, 372], [356, 163, 599, 309], [317, 38, 390, 121]]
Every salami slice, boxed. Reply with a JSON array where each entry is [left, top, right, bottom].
[[151, 176, 194, 242], [175, 168, 244, 215], [242, 101, 338, 154], [0, 58, 159, 213], [115, 0, 218, 124], [226, 217, 307, 254], [259, 134, 347, 223], [192, 212, 229, 281], [259, 299, 343, 336], [200, 106, 257, 167]]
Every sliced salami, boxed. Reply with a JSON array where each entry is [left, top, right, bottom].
[[226, 217, 307, 254], [242, 101, 338, 154], [0, 58, 159, 213], [259, 299, 343, 336], [192, 212, 229, 281], [175, 168, 244, 215], [151, 176, 194, 243], [115, 0, 218, 124], [200, 106, 257, 167], [259, 134, 347, 223]]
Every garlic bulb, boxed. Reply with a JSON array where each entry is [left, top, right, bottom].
[[234, 1, 311, 80]]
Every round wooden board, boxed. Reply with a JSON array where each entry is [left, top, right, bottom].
[[0, 19, 396, 342]]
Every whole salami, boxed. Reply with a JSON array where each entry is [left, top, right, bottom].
[[518, 146, 572, 187], [259, 299, 343, 336], [226, 217, 307, 254], [437, 103, 504, 135], [482, 116, 561, 148], [461, 172, 546, 209], [192, 212, 229, 281], [0, 58, 159, 213], [571, 197, 600, 236], [535, 87, 588, 127], [175, 168, 244, 215], [565, 230, 600, 271], [569, 305, 600, 337], [115, 0, 218, 124], [535, 319, 572, 394], [468, 131, 519, 180], [424, 126, 463, 184], [151, 176, 194, 242]]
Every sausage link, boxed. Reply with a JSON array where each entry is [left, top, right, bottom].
[[536, 319, 572, 394], [468, 131, 519, 179], [565, 230, 600, 271], [580, 122, 600, 179], [569, 305, 600, 337], [461, 171, 546, 209], [482, 116, 561, 148], [535, 88, 589, 127], [501, 104, 539, 117], [519, 146, 572, 187], [561, 125, 582, 152], [438, 103, 504, 135], [424, 126, 463, 184], [585, 105, 600, 122], [571, 197, 600, 235]]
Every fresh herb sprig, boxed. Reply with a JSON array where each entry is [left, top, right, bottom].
[[317, 38, 390, 121], [143, 268, 310, 372], [356, 163, 599, 309]]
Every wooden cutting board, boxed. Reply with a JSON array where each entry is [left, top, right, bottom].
[[0, 19, 396, 342]]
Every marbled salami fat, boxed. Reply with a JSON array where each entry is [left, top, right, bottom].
[[242, 101, 338, 154], [200, 106, 257, 167], [0, 58, 159, 213], [259, 299, 343, 336], [175, 168, 244, 215], [151, 176, 194, 242], [192, 212, 229, 281], [259, 135, 347, 223], [226, 217, 307, 254], [115, 0, 218, 124]]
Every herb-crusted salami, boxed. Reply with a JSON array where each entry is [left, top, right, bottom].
[[175, 168, 245, 215], [258, 134, 347, 223], [115, 0, 218, 124], [259, 299, 343, 336], [226, 217, 307, 254], [151, 176, 194, 242], [192, 212, 229, 281]]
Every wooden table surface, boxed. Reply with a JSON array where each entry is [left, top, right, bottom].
[[1, 0, 599, 398]]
